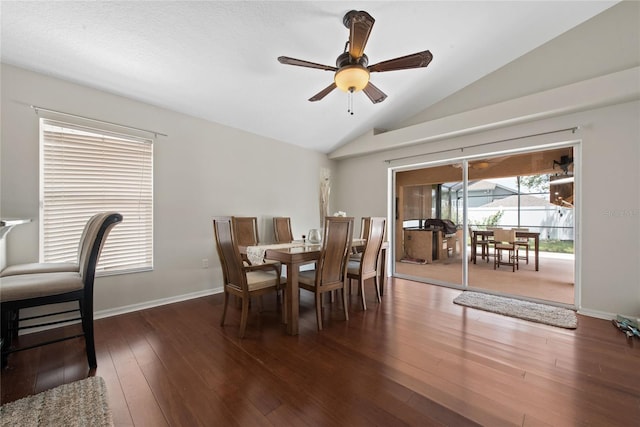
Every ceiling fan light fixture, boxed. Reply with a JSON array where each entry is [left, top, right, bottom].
[[334, 65, 370, 92], [472, 161, 491, 169]]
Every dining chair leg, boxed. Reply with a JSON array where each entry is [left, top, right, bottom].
[[1, 308, 11, 368], [80, 297, 97, 368], [374, 276, 381, 303], [239, 298, 250, 338], [360, 279, 367, 311], [220, 292, 229, 326], [342, 286, 349, 321], [315, 294, 323, 331]]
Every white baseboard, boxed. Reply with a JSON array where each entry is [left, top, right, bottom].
[[576, 308, 616, 320], [94, 286, 224, 320]]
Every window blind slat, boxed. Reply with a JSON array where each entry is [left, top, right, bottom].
[[41, 119, 153, 272]]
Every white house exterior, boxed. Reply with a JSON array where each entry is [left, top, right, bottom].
[[469, 194, 574, 241]]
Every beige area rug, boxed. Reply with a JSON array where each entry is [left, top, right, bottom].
[[0, 376, 113, 427], [454, 291, 578, 329]]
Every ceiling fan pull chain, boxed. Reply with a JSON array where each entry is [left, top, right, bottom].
[[347, 88, 355, 115]]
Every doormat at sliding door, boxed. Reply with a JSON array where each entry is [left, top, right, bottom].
[[453, 291, 578, 329], [0, 376, 113, 426]]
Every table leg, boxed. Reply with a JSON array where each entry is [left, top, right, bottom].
[[471, 232, 477, 264], [286, 262, 299, 335], [535, 236, 539, 271]]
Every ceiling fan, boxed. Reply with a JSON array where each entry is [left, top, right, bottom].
[[277, 10, 433, 108]]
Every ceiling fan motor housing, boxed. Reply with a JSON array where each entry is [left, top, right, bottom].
[[336, 52, 368, 68]]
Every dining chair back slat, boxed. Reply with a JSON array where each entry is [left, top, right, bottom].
[[273, 217, 294, 243], [233, 216, 259, 246], [360, 217, 386, 277], [350, 217, 369, 259], [317, 217, 353, 286], [493, 228, 515, 244], [347, 217, 386, 310]]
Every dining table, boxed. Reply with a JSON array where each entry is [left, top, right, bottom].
[[471, 229, 541, 271], [241, 239, 388, 335]]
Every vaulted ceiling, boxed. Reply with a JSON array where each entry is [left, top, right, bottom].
[[0, 1, 618, 153]]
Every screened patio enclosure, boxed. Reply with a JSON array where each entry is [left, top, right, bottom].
[[394, 146, 575, 305]]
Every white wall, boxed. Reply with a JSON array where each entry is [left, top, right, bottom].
[[1, 64, 334, 315]]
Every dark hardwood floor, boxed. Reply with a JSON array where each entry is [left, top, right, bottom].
[[2, 278, 639, 426]]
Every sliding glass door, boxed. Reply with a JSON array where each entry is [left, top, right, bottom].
[[394, 146, 576, 305], [395, 161, 464, 287]]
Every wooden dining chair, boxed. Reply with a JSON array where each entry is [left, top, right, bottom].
[[233, 216, 281, 270], [297, 216, 353, 331], [347, 217, 386, 310], [493, 228, 519, 272], [213, 217, 286, 338], [513, 228, 530, 264], [1, 212, 122, 368], [273, 217, 294, 243], [350, 216, 370, 260], [469, 226, 490, 264]]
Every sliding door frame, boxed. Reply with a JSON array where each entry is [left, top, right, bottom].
[[388, 141, 581, 309]]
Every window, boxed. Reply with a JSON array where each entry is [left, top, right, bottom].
[[40, 119, 153, 274]]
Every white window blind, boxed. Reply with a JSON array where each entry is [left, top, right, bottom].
[[40, 119, 153, 274]]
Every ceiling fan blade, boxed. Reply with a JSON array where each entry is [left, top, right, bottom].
[[362, 82, 387, 104], [309, 83, 337, 102], [346, 10, 375, 59], [278, 56, 337, 72], [368, 50, 433, 73]]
